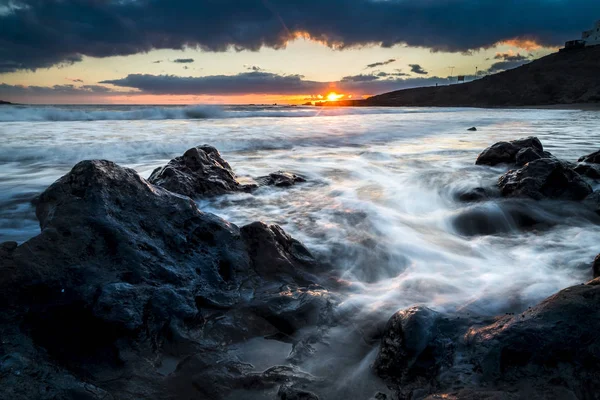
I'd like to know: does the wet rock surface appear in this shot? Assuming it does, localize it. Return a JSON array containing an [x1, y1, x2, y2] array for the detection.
[[149, 146, 307, 199], [498, 158, 592, 200], [256, 171, 307, 187], [374, 280, 600, 399], [0, 159, 327, 399], [578, 149, 600, 164], [4, 138, 600, 400], [475, 136, 543, 166], [148, 145, 256, 197]]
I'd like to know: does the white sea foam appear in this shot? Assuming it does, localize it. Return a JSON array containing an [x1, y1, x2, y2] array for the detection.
[[1, 105, 598, 319]]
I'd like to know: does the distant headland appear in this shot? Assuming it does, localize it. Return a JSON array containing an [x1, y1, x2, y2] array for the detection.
[[320, 45, 600, 108]]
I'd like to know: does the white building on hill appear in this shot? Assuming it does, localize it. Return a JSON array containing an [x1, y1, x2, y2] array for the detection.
[[582, 20, 600, 46]]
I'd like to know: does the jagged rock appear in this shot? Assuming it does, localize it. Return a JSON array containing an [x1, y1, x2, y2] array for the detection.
[[476, 137, 543, 166], [169, 355, 318, 400], [515, 147, 544, 166], [0, 160, 324, 399], [148, 145, 256, 198], [251, 286, 336, 335], [278, 384, 320, 400], [498, 158, 592, 200], [148, 146, 308, 198], [256, 171, 306, 187], [241, 222, 319, 283], [574, 163, 600, 179], [376, 280, 600, 399], [373, 306, 441, 380], [578, 149, 600, 164], [464, 280, 600, 398]]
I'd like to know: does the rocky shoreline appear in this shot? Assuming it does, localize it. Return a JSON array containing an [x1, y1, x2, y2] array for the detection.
[[1, 142, 600, 399]]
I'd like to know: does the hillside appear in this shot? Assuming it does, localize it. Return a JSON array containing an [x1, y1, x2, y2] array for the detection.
[[330, 46, 600, 107], [0, 100, 14, 105]]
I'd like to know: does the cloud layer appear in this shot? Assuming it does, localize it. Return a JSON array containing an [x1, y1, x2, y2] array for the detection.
[[1, 0, 598, 73]]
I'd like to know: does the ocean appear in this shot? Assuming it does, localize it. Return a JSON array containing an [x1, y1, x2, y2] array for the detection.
[[1, 104, 599, 397]]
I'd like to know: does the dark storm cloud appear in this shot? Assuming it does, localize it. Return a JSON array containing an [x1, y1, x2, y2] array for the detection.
[[341, 74, 381, 82], [172, 58, 195, 63], [409, 64, 428, 75], [100, 71, 453, 96], [494, 52, 529, 62], [1, 71, 457, 101], [0, 83, 118, 96], [365, 59, 396, 69], [1, 0, 599, 73]]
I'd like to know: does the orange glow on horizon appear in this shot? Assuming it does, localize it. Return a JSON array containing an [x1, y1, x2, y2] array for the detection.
[[326, 92, 344, 101]]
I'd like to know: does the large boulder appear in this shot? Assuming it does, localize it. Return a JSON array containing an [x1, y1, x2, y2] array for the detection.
[[498, 158, 592, 200], [148, 145, 256, 198], [375, 280, 600, 399], [148, 146, 307, 198], [464, 280, 600, 398], [578, 149, 600, 164], [476, 137, 544, 166], [0, 160, 324, 399]]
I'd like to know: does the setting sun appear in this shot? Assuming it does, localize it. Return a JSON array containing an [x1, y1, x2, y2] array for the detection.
[[327, 92, 344, 101]]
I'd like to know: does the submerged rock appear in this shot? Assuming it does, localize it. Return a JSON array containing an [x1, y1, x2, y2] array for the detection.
[[454, 187, 496, 203], [255, 171, 306, 187], [476, 136, 543, 166], [578, 149, 600, 164], [498, 158, 592, 200], [148, 145, 256, 197], [574, 162, 600, 179]]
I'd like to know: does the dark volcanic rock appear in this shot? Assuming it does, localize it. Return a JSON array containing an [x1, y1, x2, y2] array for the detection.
[[583, 191, 600, 214], [256, 171, 306, 187], [454, 187, 497, 203], [169, 355, 319, 400], [476, 137, 543, 166], [578, 149, 600, 164], [375, 280, 600, 399], [515, 146, 545, 167], [0, 160, 325, 399], [574, 162, 600, 179], [498, 158, 592, 200], [467, 127, 477, 131], [464, 281, 600, 398], [278, 384, 320, 400], [241, 222, 319, 282], [373, 306, 441, 380], [148, 145, 256, 198]]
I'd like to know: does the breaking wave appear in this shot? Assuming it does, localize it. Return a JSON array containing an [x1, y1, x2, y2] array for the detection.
[[0, 104, 475, 122]]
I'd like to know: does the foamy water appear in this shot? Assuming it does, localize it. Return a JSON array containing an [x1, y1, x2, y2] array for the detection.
[[0, 107, 600, 398], [1, 105, 599, 396], [1, 104, 599, 316]]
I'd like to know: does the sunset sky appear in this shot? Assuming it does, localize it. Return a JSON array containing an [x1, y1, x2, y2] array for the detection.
[[1, 0, 599, 104]]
